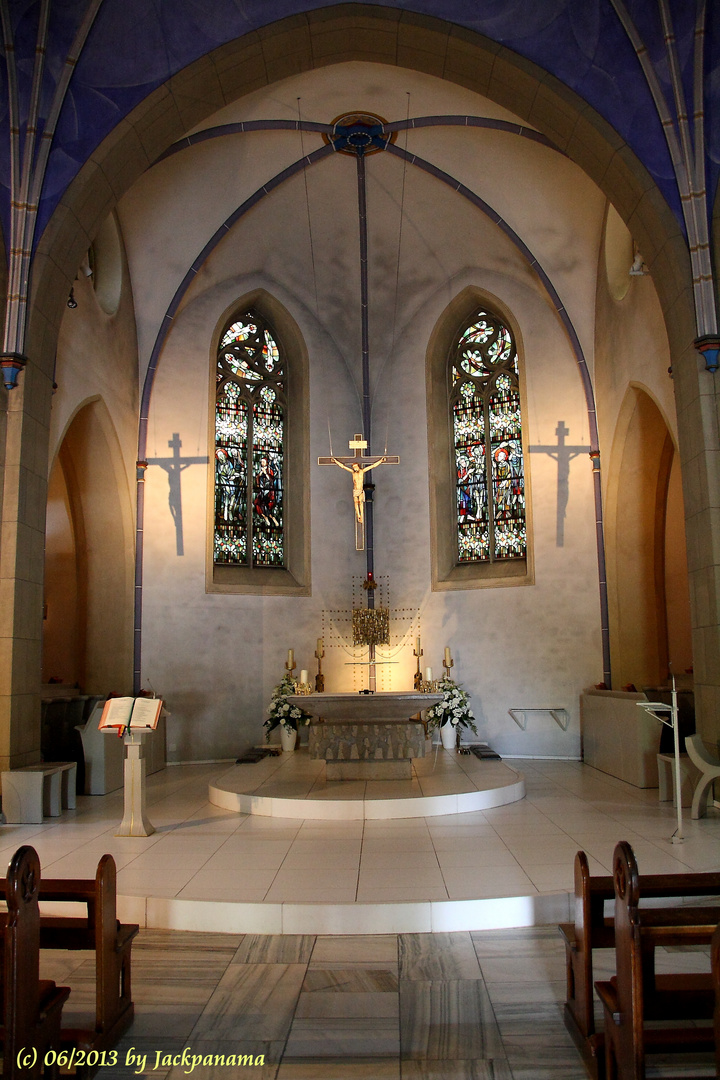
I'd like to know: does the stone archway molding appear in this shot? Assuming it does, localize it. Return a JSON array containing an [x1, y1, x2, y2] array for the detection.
[[31, 6, 694, 372]]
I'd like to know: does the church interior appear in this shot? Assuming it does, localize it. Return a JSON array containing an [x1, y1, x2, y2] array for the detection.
[[1, 0, 720, 1075]]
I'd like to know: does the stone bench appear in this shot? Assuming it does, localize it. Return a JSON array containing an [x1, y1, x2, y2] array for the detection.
[[685, 732, 720, 818], [1, 761, 77, 823], [655, 751, 701, 807]]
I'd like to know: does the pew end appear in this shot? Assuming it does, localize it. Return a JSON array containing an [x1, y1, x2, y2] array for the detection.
[[0, 846, 71, 1079], [597, 841, 717, 1080], [0, 851, 138, 1069]]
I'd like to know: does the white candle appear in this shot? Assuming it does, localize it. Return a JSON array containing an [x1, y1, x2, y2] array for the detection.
[[317, 638, 323, 654], [288, 649, 294, 666], [300, 669, 308, 685], [425, 667, 433, 682], [444, 647, 451, 666], [416, 637, 421, 653]]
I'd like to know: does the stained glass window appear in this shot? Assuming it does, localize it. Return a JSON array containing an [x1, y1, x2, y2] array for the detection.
[[450, 310, 526, 563], [214, 311, 285, 567]]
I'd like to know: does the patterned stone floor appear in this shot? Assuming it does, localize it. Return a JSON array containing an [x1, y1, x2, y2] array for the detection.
[[41, 926, 715, 1080]]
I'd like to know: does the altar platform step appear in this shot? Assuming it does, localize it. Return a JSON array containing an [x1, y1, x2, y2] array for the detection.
[[208, 745, 525, 820]]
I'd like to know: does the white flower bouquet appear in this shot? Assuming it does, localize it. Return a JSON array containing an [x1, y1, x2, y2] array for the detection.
[[264, 673, 312, 737], [425, 677, 478, 734]]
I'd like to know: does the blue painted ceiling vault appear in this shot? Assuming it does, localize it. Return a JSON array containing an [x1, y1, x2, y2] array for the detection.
[[1, 0, 719, 376], [1, 0, 719, 238]]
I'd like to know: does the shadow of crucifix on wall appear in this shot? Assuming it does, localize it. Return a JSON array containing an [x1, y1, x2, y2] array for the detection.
[[528, 421, 587, 547], [147, 433, 208, 556]]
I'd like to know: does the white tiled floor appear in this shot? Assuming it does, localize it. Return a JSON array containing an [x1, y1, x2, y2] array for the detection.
[[2, 756, 718, 934]]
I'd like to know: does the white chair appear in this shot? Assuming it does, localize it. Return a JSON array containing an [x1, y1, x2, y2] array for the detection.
[[685, 733, 720, 819]]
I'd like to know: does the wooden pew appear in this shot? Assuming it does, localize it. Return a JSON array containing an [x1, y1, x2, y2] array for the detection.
[[714, 924, 720, 1077], [0, 853, 138, 1055], [595, 840, 717, 1080], [559, 850, 720, 1077], [0, 845, 70, 1079]]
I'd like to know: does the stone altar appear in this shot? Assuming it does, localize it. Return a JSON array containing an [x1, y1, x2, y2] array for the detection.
[[286, 692, 442, 780]]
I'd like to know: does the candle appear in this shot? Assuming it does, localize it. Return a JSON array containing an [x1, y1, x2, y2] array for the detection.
[[288, 649, 294, 666], [300, 669, 308, 685], [425, 667, 433, 682], [416, 637, 421, 653], [444, 647, 451, 665], [317, 638, 323, 654]]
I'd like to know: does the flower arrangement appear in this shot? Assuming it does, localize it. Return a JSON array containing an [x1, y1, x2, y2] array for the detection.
[[264, 673, 312, 737], [425, 677, 478, 734]]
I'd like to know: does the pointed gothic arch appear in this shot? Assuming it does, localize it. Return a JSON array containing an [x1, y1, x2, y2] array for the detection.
[[44, 397, 134, 692], [605, 385, 692, 688]]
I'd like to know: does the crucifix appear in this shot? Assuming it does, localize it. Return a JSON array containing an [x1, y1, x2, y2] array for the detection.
[[319, 434, 399, 551], [147, 433, 208, 556], [315, 128, 402, 690], [528, 421, 587, 547]]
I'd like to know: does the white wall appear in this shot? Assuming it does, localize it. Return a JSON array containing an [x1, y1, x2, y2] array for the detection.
[[113, 62, 617, 761]]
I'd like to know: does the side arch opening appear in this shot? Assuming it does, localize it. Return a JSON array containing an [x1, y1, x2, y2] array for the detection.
[[43, 398, 134, 693]]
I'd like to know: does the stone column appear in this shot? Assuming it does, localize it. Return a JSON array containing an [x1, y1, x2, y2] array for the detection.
[[673, 336, 720, 749], [0, 360, 53, 770]]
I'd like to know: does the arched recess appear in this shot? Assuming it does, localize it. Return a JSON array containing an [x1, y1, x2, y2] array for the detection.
[[606, 386, 692, 689], [43, 399, 134, 693]]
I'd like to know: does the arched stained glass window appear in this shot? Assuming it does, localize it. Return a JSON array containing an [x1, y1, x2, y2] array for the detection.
[[450, 310, 526, 563], [214, 311, 285, 567]]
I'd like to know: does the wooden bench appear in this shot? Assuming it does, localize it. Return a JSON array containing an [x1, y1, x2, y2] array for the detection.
[[713, 924, 720, 1075], [594, 840, 718, 1080], [558, 850, 720, 1077], [1, 763, 77, 824], [0, 853, 138, 1055], [0, 845, 70, 1078]]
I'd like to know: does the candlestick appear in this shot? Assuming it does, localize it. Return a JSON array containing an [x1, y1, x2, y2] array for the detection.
[[315, 638, 325, 693], [285, 648, 296, 676], [413, 637, 423, 690]]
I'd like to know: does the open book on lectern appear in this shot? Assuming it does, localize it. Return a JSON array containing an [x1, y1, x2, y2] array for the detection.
[[98, 696, 163, 735]]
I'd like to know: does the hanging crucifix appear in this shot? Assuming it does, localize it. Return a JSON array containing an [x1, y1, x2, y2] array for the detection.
[[319, 435, 399, 550], [315, 115, 401, 690]]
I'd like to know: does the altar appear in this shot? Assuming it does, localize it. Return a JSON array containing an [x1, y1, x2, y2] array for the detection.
[[286, 691, 442, 780]]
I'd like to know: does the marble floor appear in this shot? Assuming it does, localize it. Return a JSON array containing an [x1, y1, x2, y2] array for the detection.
[[43, 925, 716, 1080]]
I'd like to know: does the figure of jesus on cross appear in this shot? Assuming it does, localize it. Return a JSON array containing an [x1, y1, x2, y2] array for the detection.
[[319, 434, 399, 550]]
